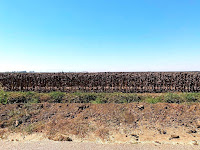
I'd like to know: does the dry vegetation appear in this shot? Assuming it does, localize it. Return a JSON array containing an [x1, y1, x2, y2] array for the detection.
[[0, 72, 200, 93], [0, 72, 200, 144]]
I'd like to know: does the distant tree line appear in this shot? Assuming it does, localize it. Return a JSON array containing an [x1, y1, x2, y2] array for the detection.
[[0, 72, 199, 93]]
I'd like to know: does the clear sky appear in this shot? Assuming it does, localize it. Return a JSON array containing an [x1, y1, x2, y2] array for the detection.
[[0, 0, 200, 72]]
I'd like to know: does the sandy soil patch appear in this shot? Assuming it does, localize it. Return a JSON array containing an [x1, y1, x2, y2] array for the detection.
[[0, 140, 200, 150]]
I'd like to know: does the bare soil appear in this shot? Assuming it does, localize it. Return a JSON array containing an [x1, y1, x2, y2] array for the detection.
[[0, 103, 200, 146], [0, 140, 200, 150]]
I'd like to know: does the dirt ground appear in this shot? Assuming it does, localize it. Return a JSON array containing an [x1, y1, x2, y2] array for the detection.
[[0, 103, 200, 145], [0, 140, 200, 150]]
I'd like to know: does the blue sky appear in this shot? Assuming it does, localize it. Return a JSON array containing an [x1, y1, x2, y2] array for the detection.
[[0, 0, 200, 72]]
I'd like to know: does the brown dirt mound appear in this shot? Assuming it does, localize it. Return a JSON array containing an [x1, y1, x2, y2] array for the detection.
[[0, 103, 200, 144]]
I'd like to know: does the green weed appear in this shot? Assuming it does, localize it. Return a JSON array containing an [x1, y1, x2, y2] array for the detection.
[[49, 91, 65, 103], [164, 93, 183, 103], [146, 97, 162, 104], [0, 90, 8, 104]]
